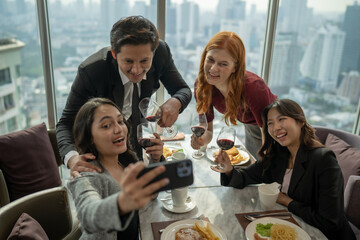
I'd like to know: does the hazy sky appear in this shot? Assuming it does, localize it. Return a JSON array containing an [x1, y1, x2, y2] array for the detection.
[[57, 0, 358, 13], [175, 0, 358, 13]]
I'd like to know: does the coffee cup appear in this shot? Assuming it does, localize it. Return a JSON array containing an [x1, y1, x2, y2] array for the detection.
[[171, 187, 188, 207], [167, 151, 186, 161], [258, 182, 280, 210]]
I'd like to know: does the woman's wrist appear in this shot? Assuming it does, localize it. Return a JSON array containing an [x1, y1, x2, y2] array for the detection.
[[225, 166, 234, 176]]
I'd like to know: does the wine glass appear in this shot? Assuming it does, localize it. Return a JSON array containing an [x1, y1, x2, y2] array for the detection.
[[214, 126, 236, 170], [190, 112, 208, 158], [138, 97, 178, 138], [137, 122, 156, 149]]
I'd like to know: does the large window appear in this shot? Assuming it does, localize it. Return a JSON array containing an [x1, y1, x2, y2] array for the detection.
[[1, 0, 360, 137], [0, 1, 45, 132], [166, 0, 269, 141], [269, 0, 360, 132], [48, 0, 158, 121], [0, 67, 11, 86]]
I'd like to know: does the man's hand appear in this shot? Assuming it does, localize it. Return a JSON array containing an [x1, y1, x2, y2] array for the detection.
[[157, 98, 181, 127], [68, 153, 101, 178], [145, 133, 164, 162]]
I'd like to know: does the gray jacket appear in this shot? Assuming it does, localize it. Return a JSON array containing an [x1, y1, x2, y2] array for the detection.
[[67, 160, 136, 240]]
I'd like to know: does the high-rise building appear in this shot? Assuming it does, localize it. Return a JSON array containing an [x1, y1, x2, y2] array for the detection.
[[340, 1, 360, 73], [279, 0, 310, 36], [176, 0, 199, 47], [338, 71, 360, 104], [269, 32, 302, 94], [0, 38, 25, 134], [100, 0, 111, 32], [148, 0, 157, 26], [217, 0, 246, 21], [300, 24, 345, 91]]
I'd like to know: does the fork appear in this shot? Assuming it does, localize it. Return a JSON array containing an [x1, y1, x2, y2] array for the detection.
[[243, 215, 291, 221]]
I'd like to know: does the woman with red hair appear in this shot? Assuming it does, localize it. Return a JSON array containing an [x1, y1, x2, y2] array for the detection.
[[191, 31, 277, 158]]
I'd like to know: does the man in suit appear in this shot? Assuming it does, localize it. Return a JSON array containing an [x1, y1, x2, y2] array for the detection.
[[56, 16, 192, 177]]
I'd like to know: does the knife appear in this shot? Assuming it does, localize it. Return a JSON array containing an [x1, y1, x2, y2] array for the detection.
[[247, 212, 292, 217]]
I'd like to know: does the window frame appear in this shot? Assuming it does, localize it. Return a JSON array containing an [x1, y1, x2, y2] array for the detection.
[[36, 0, 360, 135]]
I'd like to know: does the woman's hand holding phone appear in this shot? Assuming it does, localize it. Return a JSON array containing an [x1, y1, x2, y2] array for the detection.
[[117, 162, 169, 215]]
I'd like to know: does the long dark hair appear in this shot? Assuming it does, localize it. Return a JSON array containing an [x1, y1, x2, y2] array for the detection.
[[73, 97, 137, 167], [258, 99, 322, 170]]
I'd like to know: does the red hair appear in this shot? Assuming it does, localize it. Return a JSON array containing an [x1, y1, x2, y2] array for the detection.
[[196, 31, 247, 125]]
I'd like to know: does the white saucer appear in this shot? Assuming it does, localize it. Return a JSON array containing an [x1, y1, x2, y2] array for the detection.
[[160, 196, 196, 213]]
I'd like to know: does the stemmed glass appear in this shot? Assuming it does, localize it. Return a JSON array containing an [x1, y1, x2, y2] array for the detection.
[[190, 112, 208, 158], [138, 97, 178, 138], [213, 126, 236, 170], [137, 122, 156, 149]]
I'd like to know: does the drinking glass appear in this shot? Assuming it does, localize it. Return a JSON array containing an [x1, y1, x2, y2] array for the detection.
[[214, 126, 236, 170], [137, 122, 156, 149], [190, 112, 208, 158], [138, 97, 178, 138]]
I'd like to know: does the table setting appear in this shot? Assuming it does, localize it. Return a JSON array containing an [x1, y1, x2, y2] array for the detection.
[[139, 129, 327, 240]]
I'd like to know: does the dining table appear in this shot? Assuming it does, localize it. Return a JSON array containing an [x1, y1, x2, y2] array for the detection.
[[139, 134, 328, 240]]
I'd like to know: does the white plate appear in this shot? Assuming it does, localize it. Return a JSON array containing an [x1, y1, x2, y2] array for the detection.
[[206, 148, 250, 166], [164, 144, 185, 160], [161, 196, 196, 213], [161, 219, 227, 240], [245, 217, 311, 240]]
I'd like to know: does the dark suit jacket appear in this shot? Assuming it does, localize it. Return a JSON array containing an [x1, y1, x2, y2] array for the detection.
[[56, 40, 191, 161], [221, 145, 355, 240]]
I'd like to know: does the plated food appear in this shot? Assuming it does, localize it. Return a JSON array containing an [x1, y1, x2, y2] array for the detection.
[[206, 146, 250, 165], [160, 219, 227, 240], [176, 222, 219, 240], [245, 217, 310, 240], [163, 145, 183, 158]]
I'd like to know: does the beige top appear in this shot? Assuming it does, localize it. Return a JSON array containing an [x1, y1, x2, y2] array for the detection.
[[281, 168, 293, 194]]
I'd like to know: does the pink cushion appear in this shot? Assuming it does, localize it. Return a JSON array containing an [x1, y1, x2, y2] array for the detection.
[[7, 212, 49, 240], [0, 123, 61, 201], [325, 133, 360, 187]]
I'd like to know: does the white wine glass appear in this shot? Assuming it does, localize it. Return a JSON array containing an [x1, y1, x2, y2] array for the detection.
[[190, 112, 208, 158], [138, 97, 178, 138]]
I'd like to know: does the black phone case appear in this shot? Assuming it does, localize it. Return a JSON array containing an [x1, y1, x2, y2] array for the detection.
[[137, 159, 194, 192]]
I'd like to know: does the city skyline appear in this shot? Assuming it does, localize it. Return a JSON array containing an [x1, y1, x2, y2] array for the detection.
[[54, 0, 359, 13]]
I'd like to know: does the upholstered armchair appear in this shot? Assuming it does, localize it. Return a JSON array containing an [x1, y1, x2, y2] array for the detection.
[[0, 123, 81, 239], [314, 125, 360, 237], [0, 186, 81, 240]]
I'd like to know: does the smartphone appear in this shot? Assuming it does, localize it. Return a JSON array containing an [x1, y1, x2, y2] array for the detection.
[[137, 159, 193, 193]]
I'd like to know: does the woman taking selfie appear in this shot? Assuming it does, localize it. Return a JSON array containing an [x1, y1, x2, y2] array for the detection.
[[191, 31, 277, 158], [67, 97, 168, 239], [214, 99, 355, 240]]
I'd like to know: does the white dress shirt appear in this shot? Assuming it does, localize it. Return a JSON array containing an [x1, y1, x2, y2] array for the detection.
[[64, 67, 145, 167]]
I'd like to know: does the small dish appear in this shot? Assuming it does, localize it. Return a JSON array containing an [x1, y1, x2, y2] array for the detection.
[[160, 195, 196, 213]]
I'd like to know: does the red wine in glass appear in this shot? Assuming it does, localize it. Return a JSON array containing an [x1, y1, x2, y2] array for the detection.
[[191, 126, 206, 137], [217, 139, 234, 150], [146, 115, 160, 122], [138, 138, 156, 149]]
